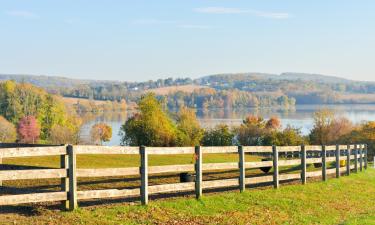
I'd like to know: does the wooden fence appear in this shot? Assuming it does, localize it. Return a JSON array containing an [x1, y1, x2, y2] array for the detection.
[[0, 144, 368, 210]]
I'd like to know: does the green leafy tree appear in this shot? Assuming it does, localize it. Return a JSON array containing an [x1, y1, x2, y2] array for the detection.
[[201, 124, 234, 146], [176, 107, 204, 146], [263, 126, 307, 146], [120, 93, 179, 146]]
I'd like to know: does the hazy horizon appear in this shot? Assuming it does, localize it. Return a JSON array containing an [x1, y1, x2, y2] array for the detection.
[[1, 1, 374, 82]]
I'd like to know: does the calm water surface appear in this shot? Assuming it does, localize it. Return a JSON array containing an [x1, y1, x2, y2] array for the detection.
[[80, 104, 375, 146]]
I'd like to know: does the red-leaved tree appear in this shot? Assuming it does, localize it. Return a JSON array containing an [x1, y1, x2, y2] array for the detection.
[[17, 116, 41, 144]]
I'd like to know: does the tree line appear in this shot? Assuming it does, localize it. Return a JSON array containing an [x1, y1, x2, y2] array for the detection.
[[120, 94, 375, 158]]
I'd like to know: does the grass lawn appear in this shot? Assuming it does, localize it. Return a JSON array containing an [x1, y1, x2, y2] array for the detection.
[[1, 167, 374, 224]]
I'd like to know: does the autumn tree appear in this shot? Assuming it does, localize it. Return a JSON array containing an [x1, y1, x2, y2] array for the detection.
[[339, 121, 375, 159], [309, 109, 354, 145], [90, 123, 112, 145], [0, 116, 17, 143], [236, 115, 268, 146], [17, 116, 40, 144], [0, 80, 81, 142]]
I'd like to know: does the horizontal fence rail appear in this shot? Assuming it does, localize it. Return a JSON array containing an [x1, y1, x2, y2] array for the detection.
[[0, 144, 368, 210]]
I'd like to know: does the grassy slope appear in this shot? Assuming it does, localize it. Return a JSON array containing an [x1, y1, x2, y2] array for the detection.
[[1, 168, 374, 224]]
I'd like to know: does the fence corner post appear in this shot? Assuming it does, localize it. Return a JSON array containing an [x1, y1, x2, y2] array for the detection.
[[322, 145, 327, 181], [346, 144, 351, 176], [335, 144, 340, 178], [272, 145, 279, 189], [140, 146, 148, 205], [61, 145, 70, 210], [238, 145, 245, 192], [354, 144, 358, 173], [195, 146, 202, 199], [67, 145, 77, 211], [301, 145, 306, 185]]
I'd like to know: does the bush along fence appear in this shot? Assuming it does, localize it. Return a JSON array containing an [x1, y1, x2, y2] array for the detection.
[[0, 144, 368, 210]]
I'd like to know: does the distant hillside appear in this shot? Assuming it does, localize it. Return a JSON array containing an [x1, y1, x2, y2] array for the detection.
[[2, 72, 375, 106], [146, 85, 211, 95]]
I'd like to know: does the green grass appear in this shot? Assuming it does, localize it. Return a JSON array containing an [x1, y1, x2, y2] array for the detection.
[[1, 168, 374, 224]]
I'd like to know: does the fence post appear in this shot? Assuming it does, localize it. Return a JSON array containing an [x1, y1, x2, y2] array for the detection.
[[335, 144, 340, 178], [272, 145, 279, 189], [322, 145, 327, 181], [140, 146, 148, 205], [359, 145, 363, 172], [346, 145, 351, 176], [301, 145, 306, 185], [195, 146, 202, 199], [364, 144, 368, 170], [354, 144, 358, 173], [61, 146, 69, 210], [67, 145, 77, 210], [238, 145, 245, 192]]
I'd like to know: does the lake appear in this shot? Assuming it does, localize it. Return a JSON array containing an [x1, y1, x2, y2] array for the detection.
[[80, 104, 375, 146]]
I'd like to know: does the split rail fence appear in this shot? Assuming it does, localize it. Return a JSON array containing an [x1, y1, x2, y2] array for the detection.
[[0, 144, 368, 210]]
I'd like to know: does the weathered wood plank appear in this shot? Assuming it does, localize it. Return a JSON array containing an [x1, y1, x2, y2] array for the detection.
[[278, 159, 301, 167], [77, 189, 140, 200], [305, 145, 323, 151], [326, 168, 336, 174], [0, 146, 66, 158], [202, 178, 239, 189], [242, 146, 272, 153], [0, 169, 67, 180], [0, 192, 67, 206], [306, 170, 321, 178], [149, 182, 195, 194], [75, 145, 139, 155], [202, 162, 238, 171], [306, 158, 322, 164], [149, 164, 194, 174], [326, 157, 337, 162], [279, 173, 301, 181], [147, 147, 195, 155], [277, 146, 301, 152], [77, 167, 139, 177], [245, 161, 273, 168], [201, 146, 238, 154], [245, 175, 273, 184], [325, 146, 337, 151]]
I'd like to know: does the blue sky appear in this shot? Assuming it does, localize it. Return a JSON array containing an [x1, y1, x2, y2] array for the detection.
[[1, 1, 374, 82]]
